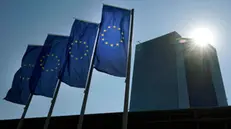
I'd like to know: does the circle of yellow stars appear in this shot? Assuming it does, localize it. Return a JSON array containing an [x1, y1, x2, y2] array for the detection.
[[21, 64, 35, 81], [101, 25, 124, 47], [39, 53, 61, 72], [68, 40, 89, 61]]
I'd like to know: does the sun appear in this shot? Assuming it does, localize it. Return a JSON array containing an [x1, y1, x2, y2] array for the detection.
[[190, 27, 213, 47]]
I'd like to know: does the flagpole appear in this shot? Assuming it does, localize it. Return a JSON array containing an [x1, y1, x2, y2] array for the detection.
[[122, 9, 134, 129], [16, 94, 33, 129], [43, 79, 61, 129], [77, 26, 100, 129]]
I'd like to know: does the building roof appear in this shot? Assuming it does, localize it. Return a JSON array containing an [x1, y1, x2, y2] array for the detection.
[[136, 31, 181, 47]]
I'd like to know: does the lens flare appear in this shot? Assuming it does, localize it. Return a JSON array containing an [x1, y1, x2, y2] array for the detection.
[[190, 28, 213, 47]]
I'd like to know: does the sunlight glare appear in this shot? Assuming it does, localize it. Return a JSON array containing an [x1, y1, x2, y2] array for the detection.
[[190, 28, 213, 47]]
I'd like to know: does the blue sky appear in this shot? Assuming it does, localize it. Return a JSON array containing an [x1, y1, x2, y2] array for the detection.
[[0, 0, 231, 120]]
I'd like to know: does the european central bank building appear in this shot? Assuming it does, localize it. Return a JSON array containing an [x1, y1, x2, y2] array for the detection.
[[130, 32, 228, 111]]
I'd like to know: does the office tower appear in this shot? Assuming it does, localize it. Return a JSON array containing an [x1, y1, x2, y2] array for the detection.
[[129, 32, 227, 111]]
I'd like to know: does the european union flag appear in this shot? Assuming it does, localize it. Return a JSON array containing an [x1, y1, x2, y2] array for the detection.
[[94, 5, 131, 77], [61, 19, 98, 88], [4, 45, 42, 105], [30, 35, 69, 97]]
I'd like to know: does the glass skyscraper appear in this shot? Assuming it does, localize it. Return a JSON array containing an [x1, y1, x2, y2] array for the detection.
[[129, 32, 227, 112]]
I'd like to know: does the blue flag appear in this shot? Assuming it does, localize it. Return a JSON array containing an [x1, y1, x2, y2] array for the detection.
[[94, 5, 131, 77], [30, 35, 69, 97], [61, 20, 98, 88], [4, 45, 42, 105]]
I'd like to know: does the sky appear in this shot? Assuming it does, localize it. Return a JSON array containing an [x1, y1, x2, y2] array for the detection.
[[0, 0, 231, 120]]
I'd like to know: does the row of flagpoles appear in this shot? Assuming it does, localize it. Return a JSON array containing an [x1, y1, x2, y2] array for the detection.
[[4, 4, 134, 129]]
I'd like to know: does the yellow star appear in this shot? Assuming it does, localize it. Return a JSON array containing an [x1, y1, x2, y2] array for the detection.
[[84, 53, 87, 56], [29, 64, 31, 66], [110, 44, 114, 47], [121, 32, 124, 35], [102, 38, 104, 41], [75, 40, 78, 43], [105, 42, 108, 45], [52, 54, 54, 56], [75, 58, 78, 60], [46, 69, 49, 72], [84, 42, 86, 44], [101, 34, 104, 36], [27, 78, 30, 80], [80, 41, 82, 43], [71, 55, 74, 57], [69, 51, 72, 54], [104, 30, 107, 32], [58, 59, 60, 62], [120, 40, 123, 43], [42, 56, 45, 58], [116, 43, 119, 46], [40, 60, 43, 62], [42, 67, 44, 70], [108, 26, 111, 28], [80, 57, 83, 59], [22, 77, 24, 80], [56, 56, 58, 58], [86, 45, 88, 48], [113, 26, 116, 28], [51, 69, 54, 72], [118, 28, 121, 30], [40, 64, 43, 66], [69, 47, 72, 50], [55, 67, 58, 69], [71, 43, 74, 45], [58, 63, 60, 66], [86, 50, 89, 52]]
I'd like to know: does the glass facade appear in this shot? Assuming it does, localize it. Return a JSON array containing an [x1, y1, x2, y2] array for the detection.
[[130, 32, 227, 112]]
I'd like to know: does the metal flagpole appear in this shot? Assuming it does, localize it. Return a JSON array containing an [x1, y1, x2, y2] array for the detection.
[[77, 26, 100, 129], [16, 94, 33, 129], [43, 79, 62, 129], [122, 9, 134, 129]]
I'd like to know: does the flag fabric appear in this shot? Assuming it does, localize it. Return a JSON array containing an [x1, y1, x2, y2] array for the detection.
[[4, 45, 42, 105], [30, 35, 69, 97], [94, 5, 131, 77], [61, 19, 98, 88]]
